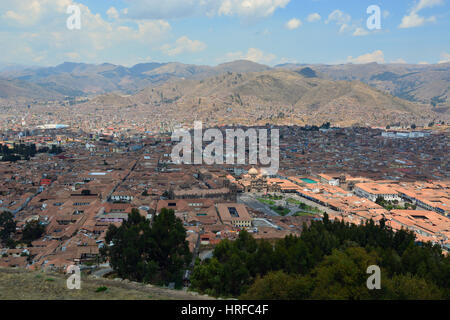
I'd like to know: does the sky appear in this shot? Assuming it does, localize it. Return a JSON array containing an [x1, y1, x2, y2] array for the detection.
[[0, 0, 449, 67]]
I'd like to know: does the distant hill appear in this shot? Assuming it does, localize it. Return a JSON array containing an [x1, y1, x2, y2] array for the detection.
[[295, 67, 317, 78], [1, 60, 449, 111], [0, 60, 271, 98], [100, 69, 442, 126], [276, 62, 450, 109], [0, 60, 448, 125], [0, 79, 63, 99]]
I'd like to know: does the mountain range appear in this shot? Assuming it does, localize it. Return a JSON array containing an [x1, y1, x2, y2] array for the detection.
[[0, 60, 448, 126], [277, 62, 450, 111], [87, 68, 445, 127], [0, 60, 269, 99], [1, 60, 448, 107]]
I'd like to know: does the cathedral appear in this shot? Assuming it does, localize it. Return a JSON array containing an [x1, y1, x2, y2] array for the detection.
[[240, 168, 281, 193]]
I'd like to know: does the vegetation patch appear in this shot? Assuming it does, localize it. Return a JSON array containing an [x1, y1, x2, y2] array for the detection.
[[270, 205, 290, 216], [190, 214, 450, 300], [95, 286, 108, 293]]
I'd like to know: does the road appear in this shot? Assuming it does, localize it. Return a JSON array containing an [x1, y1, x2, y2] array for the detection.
[[105, 160, 138, 203], [92, 266, 113, 278]]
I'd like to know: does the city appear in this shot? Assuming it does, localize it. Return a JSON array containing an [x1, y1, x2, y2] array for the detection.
[[0, 122, 448, 270], [0, 0, 449, 310]]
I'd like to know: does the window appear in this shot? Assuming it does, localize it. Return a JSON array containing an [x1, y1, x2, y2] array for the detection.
[[228, 207, 239, 218]]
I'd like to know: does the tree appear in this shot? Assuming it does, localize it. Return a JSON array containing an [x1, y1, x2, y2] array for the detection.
[[22, 221, 46, 244], [375, 196, 384, 206], [0, 211, 16, 247], [312, 247, 380, 299], [50, 145, 63, 154], [102, 209, 154, 282], [191, 231, 258, 297], [102, 208, 191, 287], [382, 274, 443, 300], [190, 257, 225, 296], [162, 190, 174, 200], [149, 208, 191, 286], [241, 271, 313, 300], [191, 214, 448, 299]]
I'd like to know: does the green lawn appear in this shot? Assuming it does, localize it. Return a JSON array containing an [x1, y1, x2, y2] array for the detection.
[[286, 198, 302, 205], [257, 198, 276, 206], [270, 205, 290, 216], [298, 202, 323, 213]]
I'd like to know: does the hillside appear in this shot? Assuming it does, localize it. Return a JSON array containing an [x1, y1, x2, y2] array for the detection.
[[0, 60, 270, 98], [1, 61, 449, 112], [116, 69, 440, 126], [0, 79, 63, 100], [277, 62, 450, 109], [0, 267, 213, 300]]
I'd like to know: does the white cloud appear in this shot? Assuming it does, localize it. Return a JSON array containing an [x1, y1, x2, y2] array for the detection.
[[326, 9, 351, 34], [65, 52, 81, 60], [285, 18, 302, 30], [399, 13, 436, 28], [414, 0, 444, 12], [438, 52, 450, 64], [0, 0, 172, 65], [327, 9, 381, 36], [1, 0, 70, 27], [223, 48, 276, 64], [399, 0, 443, 28], [279, 57, 298, 64], [391, 58, 407, 64], [306, 13, 321, 22], [219, 0, 290, 17], [107, 7, 119, 20], [124, 0, 290, 19], [347, 50, 385, 64], [161, 36, 207, 56], [326, 9, 351, 25], [353, 27, 369, 37]]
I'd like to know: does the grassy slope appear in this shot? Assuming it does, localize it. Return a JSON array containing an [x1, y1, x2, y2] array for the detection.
[[0, 267, 213, 300]]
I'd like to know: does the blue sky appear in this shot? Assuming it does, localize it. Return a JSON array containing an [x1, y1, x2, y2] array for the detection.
[[0, 0, 449, 66]]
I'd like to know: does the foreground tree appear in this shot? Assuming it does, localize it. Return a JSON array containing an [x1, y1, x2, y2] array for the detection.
[[102, 208, 190, 287], [0, 211, 16, 248], [241, 271, 313, 300], [191, 215, 448, 299], [243, 247, 445, 300], [381, 274, 443, 300], [149, 207, 192, 285]]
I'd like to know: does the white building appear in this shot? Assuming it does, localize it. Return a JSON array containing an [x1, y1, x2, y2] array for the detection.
[[354, 183, 400, 202]]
